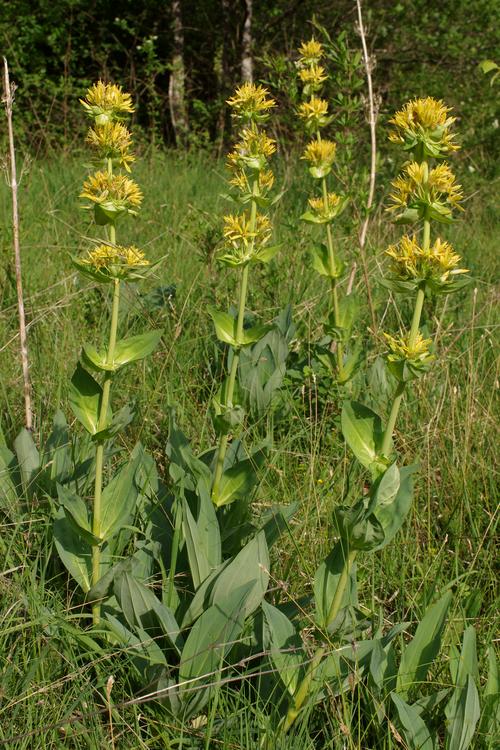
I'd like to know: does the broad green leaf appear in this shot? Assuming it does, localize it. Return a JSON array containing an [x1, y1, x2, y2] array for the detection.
[[57, 483, 100, 546], [252, 244, 280, 264], [239, 323, 272, 346], [69, 363, 109, 435], [214, 456, 260, 508], [397, 591, 452, 697], [82, 343, 113, 372], [183, 499, 211, 589], [114, 571, 183, 656], [313, 540, 357, 630], [179, 583, 250, 715], [13, 428, 40, 492], [0, 443, 17, 508], [372, 464, 417, 550], [211, 531, 270, 618], [99, 453, 140, 542], [113, 330, 163, 367], [53, 508, 92, 592], [181, 560, 232, 629], [479, 59, 499, 74], [341, 400, 389, 477], [446, 675, 480, 750], [262, 600, 304, 696], [92, 403, 134, 442], [196, 482, 221, 569], [445, 627, 480, 750], [391, 693, 436, 750], [308, 244, 343, 278], [480, 646, 500, 738], [209, 307, 237, 346], [105, 613, 167, 667]]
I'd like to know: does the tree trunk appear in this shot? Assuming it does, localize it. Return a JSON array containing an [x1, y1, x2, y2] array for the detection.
[[169, 0, 188, 146], [216, 0, 231, 154], [241, 0, 253, 82]]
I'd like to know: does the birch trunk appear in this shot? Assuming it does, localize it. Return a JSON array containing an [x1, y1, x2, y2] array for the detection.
[[241, 0, 253, 82]]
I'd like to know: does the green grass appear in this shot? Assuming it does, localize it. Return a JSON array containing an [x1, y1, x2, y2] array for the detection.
[[0, 150, 498, 748]]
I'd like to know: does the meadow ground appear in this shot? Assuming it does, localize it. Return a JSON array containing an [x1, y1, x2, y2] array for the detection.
[[0, 150, 498, 748]]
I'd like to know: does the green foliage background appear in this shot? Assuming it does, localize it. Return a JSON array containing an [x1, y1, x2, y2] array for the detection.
[[1, 0, 499, 166]]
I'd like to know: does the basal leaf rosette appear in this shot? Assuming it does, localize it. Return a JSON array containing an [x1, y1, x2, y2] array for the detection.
[[74, 244, 150, 283], [383, 235, 469, 295], [86, 121, 135, 172], [80, 171, 143, 225], [226, 82, 276, 125], [387, 162, 463, 224], [80, 80, 134, 125], [217, 212, 277, 267], [383, 331, 434, 382], [301, 139, 336, 179], [389, 97, 459, 160]]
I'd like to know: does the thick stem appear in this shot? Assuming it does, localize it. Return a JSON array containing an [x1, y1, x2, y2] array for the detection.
[[212, 186, 256, 502], [280, 547, 357, 735], [3, 58, 32, 431], [381, 381, 405, 457], [91, 271, 121, 625], [321, 177, 345, 381], [381, 282, 426, 457], [409, 285, 425, 348]]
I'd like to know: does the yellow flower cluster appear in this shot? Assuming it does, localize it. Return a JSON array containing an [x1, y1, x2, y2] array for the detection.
[[86, 121, 135, 171], [302, 139, 336, 169], [386, 235, 469, 283], [80, 81, 134, 123], [81, 244, 149, 271], [227, 127, 276, 174], [297, 96, 330, 131], [230, 168, 274, 194], [223, 212, 272, 246], [388, 161, 463, 220], [298, 39, 324, 65], [221, 83, 278, 266], [226, 82, 276, 124], [298, 65, 328, 88], [307, 192, 343, 221], [80, 171, 143, 216], [384, 331, 433, 364], [389, 97, 459, 157], [80, 81, 140, 226]]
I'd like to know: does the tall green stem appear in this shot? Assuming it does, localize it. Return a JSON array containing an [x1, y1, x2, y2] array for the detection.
[[91, 157, 120, 625], [280, 547, 357, 734], [211, 184, 257, 503], [91, 275, 120, 625], [321, 172, 344, 381]]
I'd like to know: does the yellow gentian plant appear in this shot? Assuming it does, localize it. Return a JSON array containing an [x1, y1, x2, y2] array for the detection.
[[296, 38, 355, 384], [268, 97, 469, 738], [54, 82, 161, 626], [210, 82, 279, 507]]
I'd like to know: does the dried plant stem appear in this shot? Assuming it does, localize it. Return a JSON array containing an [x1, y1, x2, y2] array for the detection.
[[3, 57, 32, 431], [355, 0, 377, 334]]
